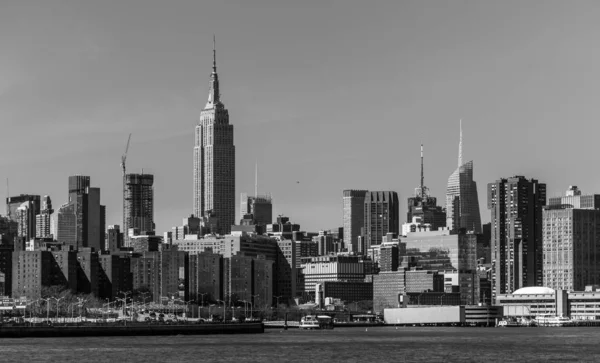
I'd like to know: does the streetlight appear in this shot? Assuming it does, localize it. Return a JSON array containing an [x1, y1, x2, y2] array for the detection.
[[216, 300, 225, 322], [25, 299, 39, 326], [53, 297, 65, 322], [39, 298, 51, 323], [199, 293, 208, 318]]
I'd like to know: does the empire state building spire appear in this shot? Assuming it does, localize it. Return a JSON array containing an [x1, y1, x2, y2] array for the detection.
[[205, 35, 221, 109]]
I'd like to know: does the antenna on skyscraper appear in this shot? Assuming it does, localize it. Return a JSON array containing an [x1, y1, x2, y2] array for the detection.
[[458, 119, 463, 167], [420, 144, 424, 199], [5, 178, 9, 217], [255, 160, 258, 197]]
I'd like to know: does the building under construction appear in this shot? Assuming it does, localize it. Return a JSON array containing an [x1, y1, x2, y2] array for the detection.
[[124, 173, 154, 246]]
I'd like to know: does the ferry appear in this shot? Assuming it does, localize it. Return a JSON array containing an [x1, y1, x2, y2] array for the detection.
[[498, 319, 521, 327], [299, 315, 334, 330], [535, 316, 573, 327]]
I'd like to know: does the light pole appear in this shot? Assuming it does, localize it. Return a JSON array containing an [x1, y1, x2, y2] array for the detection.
[[216, 300, 225, 322], [76, 297, 87, 321], [53, 297, 65, 322], [199, 293, 208, 318]]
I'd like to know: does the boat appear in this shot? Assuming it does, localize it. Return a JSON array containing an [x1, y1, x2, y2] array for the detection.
[[498, 319, 521, 327], [535, 315, 573, 327], [299, 315, 334, 330]]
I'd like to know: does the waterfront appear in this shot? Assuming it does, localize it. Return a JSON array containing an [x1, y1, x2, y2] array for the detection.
[[1, 326, 599, 362]]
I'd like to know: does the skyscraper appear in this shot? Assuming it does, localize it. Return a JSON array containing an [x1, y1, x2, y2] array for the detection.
[[35, 195, 53, 238], [54, 176, 104, 251], [406, 145, 446, 231], [342, 190, 367, 254], [124, 173, 154, 246], [446, 122, 482, 234], [7, 194, 40, 239], [543, 186, 600, 291], [240, 193, 273, 226], [364, 191, 399, 247], [488, 176, 546, 297], [193, 37, 235, 235]]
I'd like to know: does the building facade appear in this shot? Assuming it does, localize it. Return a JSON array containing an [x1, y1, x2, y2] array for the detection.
[[445, 125, 481, 234], [343, 190, 367, 254], [193, 40, 235, 235], [542, 205, 600, 291], [124, 173, 154, 246], [240, 193, 272, 226], [488, 176, 546, 297], [364, 191, 399, 247]]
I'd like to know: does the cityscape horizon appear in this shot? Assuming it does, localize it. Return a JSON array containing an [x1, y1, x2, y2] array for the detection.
[[3, 2, 600, 234]]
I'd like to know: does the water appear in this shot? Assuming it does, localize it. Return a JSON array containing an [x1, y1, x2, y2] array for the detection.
[[1, 326, 599, 362]]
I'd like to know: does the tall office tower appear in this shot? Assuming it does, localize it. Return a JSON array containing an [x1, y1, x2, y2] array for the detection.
[[543, 186, 600, 291], [193, 38, 235, 235], [123, 173, 154, 246], [343, 190, 368, 254], [107, 225, 123, 252], [68, 175, 90, 245], [55, 203, 77, 247], [15, 201, 36, 240], [407, 145, 446, 231], [35, 196, 53, 238], [240, 193, 273, 226], [7, 195, 40, 239], [542, 204, 600, 291], [364, 191, 399, 247], [488, 176, 546, 297], [6, 194, 40, 222], [446, 122, 481, 234], [55, 176, 104, 250]]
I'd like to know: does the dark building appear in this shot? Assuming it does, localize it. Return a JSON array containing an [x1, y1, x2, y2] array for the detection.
[[98, 253, 132, 300], [223, 254, 273, 310], [188, 252, 223, 303], [130, 234, 161, 252], [76, 248, 99, 296], [12, 249, 77, 299], [406, 292, 461, 306], [131, 249, 188, 303], [6, 194, 41, 223], [322, 281, 373, 305], [379, 243, 399, 272], [106, 225, 123, 252], [343, 190, 368, 254], [57, 176, 104, 251], [406, 145, 445, 230], [124, 173, 154, 247], [364, 191, 399, 247], [488, 176, 546, 297], [0, 248, 12, 296], [240, 193, 273, 226]]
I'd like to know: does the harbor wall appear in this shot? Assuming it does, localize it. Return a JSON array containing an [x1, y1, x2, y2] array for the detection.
[[0, 323, 264, 338]]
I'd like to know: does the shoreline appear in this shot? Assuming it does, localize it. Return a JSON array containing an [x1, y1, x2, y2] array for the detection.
[[0, 322, 264, 338]]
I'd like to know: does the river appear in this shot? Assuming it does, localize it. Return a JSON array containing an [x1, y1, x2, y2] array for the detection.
[[1, 326, 598, 362]]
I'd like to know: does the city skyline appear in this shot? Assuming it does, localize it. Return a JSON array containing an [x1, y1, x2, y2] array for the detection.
[[3, 1, 600, 234]]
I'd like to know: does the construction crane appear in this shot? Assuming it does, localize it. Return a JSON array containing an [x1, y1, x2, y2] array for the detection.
[[121, 133, 132, 241]]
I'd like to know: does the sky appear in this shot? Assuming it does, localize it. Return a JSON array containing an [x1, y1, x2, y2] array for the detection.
[[2, 0, 600, 234]]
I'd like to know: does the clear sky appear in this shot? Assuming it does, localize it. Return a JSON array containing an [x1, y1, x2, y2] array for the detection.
[[2, 0, 600, 234]]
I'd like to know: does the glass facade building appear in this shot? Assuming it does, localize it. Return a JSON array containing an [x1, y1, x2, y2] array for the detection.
[[446, 161, 482, 234]]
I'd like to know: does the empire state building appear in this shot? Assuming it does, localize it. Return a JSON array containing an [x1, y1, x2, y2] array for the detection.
[[193, 38, 235, 234]]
